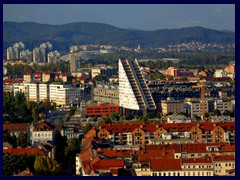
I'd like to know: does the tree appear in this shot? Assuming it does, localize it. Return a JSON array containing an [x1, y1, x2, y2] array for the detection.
[[98, 115, 112, 125], [94, 74, 108, 82], [16, 132, 28, 148], [3, 154, 37, 176], [55, 130, 67, 164], [222, 110, 231, 116], [34, 156, 62, 176], [180, 76, 188, 81], [83, 123, 93, 134], [213, 109, 221, 116], [3, 130, 17, 148], [109, 112, 120, 122], [65, 137, 82, 174]]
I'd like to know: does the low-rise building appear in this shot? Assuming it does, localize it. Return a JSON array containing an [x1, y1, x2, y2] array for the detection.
[[161, 98, 184, 115], [85, 103, 119, 117], [93, 84, 119, 105], [214, 99, 233, 113]]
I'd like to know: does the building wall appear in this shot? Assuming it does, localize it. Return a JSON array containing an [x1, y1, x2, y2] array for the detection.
[[161, 100, 184, 115], [213, 161, 235, 176], [39, 84, 49, 102], [214, 101, 232, 113], [135, 168, 213, 176], [85, 104, 119, 116], [25, 83, 39, 102], [224, 64, 235, 74], [93, 87, 119, 105], [186, 101, 209, 118], [32, 131, 54, 144], [189, 126, 203, 143]]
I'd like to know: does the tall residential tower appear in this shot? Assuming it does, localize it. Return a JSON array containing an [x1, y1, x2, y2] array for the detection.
[[118, 59, 156, 116]]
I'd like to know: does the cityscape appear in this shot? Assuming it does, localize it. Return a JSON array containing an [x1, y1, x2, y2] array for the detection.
[[3, 4, 235, 176]]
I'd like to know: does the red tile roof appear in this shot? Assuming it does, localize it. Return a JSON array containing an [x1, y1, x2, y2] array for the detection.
[[3, 79, 23, 84], [181, 143, 235, 153], [92, 159, 124, 170], [3, 123, 30, 132], [145, 144, 181, 153], [61, 73, 68, 76], [136, 149, 174, 162], [150, 159, 181, 170], [213, 155, 235, 162], [33, 122, 54, 131], [99, 122, 235, 133], [3, 148, 45, 155], [96, 149, 133, 158], [182, 157, 213, 164]]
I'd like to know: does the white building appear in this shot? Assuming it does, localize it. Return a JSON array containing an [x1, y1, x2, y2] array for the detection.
[[39, 84, 49, 102], [185, 99, 209, 118], [25, 83, 39, 102], [49, 84, 82, 106], [214, 69, 225, 78], [14, 84, 27, 96], [118, 59, 156, 113], [30, 121, 55, 145], [20, 50, 33, 62], [48, 51, 60, 64], [214, 100, 233, 113]]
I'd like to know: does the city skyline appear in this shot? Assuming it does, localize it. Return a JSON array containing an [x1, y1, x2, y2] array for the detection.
[[3, 4, 235, 31]]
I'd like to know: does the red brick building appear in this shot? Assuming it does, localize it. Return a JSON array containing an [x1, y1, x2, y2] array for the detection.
[[85, 104, 119, 117]]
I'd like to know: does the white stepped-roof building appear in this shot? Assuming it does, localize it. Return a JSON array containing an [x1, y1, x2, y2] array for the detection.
[[118, 59, 156, 115]]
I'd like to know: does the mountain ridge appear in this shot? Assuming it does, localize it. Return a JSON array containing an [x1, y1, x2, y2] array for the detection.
[[3, 21, 235, 53]]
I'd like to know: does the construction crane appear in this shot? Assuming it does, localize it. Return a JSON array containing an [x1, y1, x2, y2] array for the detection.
[[192, 80, 206, 122]]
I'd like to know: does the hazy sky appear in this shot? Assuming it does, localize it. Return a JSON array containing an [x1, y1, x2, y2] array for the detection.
[[3, 4, 235, 31]]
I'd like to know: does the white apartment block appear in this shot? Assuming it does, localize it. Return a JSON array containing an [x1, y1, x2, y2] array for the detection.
[[20, 50, 33, 62], [25, 83, 39, 102], [49, 84, 71, 103], [49, 84, 81, 106], [13, 83, 81, 106], [39, 84, 49, 102], [14, 84, 27, 96], [214, 100, 233, 113], [47, 51, 60, 64], [185, 100, 209, 118], [55, 87, 81, 106]]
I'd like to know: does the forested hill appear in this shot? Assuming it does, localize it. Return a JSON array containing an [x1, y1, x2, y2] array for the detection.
[[3, 21, 235, 51]]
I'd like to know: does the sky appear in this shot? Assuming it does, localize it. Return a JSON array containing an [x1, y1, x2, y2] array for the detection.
[[3, 4, 235, 31]]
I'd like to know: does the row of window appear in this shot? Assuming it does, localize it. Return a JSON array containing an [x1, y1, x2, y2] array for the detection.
[[152, 171, 212, 176], [34, 133, 52, 137]]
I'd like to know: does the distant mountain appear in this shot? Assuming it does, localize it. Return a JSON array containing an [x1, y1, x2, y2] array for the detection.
[[3, 22, 235, 53]]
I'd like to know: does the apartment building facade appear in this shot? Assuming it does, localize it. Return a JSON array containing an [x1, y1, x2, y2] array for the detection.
[[160, 98, 184, 115], [119, 59, 156, 115]]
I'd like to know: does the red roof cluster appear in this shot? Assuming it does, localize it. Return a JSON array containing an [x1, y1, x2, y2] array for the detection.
[[99, 122, 235, 133], [150, 159, 181, 170], [3, 79, 23, 84], [213, 155, 235, 162], [3, 148, 45, 155], [3, 123, 30, 132]]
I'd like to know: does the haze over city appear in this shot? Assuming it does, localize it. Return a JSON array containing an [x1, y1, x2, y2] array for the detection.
[[3, 4, 235, 31]]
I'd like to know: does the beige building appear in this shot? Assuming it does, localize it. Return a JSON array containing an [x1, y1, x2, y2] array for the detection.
[[214, 100, 233, 113], [161, 98, 184, 115], [213, 155, 235, 176], [93, 84, 119, 105], [185, 99, 209, 118]]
